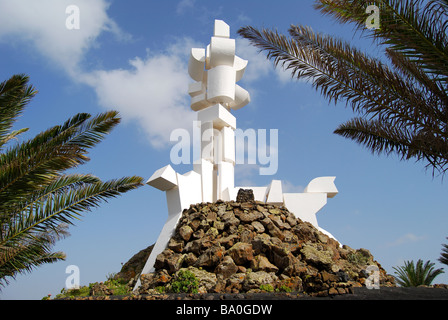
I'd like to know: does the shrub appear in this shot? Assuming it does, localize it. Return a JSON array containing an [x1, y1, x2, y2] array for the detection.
[[170, 270, 199, 294]]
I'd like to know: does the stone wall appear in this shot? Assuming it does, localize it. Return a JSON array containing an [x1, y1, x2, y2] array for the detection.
[[133, 199, 395, 297]]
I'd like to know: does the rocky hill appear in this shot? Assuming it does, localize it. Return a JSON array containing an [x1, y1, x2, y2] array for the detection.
[[120, 192, 395, 297]]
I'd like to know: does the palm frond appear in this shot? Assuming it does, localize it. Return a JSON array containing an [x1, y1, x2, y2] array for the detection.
[[0, 224, 68, 288], [238, 0, 448, 174], [439, 237, 448, 266], [1, 176, 143, 246], [238, 25, 441, 134], [314, 0, 448, 82], [393, 259, 444, 286], [0, 74, 36, 148], [0, 111, 121, 210], [335, 117, 448, 173], [0, 74, 144, 288]]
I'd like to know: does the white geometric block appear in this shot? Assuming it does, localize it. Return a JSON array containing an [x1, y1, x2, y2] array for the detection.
[[266, 180, 283, 205], [207, 65, 236, 104], [177, 170, 202, 209], [197, 104, 236, 130], [191, 93, 211, 112], [234, 56, 248, 82], [194, 159, 214, 203], [200, 121, 214, 162], [146, 165, 178, 191], [304, 177, 338, 198], [209, 37, 235, 68], [214, 19, 230, 38], [221, 126, 235, 164], [229, 84, 250, 110], [188, 48, 206, 82], [188, 81, 205, 97], [218, 161, 234, 201]]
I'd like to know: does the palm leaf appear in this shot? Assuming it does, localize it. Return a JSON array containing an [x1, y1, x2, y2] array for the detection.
[[1, 176, 143, 247], [0, 111, 121, 210], [238, 0, 448, 174], [393, 259, 444, 286], [0, 74, 36, 147], [314, 0, 448, 82], [0, 176, 143, 287], [0, 74, 144, 289]]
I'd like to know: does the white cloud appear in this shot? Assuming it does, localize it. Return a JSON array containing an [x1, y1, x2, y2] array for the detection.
[[386, 233, 426, 247], [236, 38, 273, 83], [80, 39, 197, 148], [281, 180, 305, 193], [0, 0, 196, 148], [176, 0, 196, 15], [0, 0, 128, 76], [0, 1, 290, 149]]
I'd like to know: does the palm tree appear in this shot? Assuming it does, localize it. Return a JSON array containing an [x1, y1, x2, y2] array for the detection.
[[439, 237, 448, 266], [0, 74, 144, 288], [238, 0, 448, 175], [393, 259, 444, 286]]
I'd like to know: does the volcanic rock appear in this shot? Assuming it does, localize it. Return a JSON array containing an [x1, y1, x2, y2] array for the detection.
[[133, 199, 396, 296]]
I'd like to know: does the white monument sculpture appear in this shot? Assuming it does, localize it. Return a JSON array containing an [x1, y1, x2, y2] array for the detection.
[[134, 20, 338, 291]]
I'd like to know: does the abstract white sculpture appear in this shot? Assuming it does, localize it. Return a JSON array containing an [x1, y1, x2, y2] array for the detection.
[[134, 20, 339, 291]]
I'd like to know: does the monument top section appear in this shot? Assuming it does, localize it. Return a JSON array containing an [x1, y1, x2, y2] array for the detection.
[[188, 20, 250, 112]]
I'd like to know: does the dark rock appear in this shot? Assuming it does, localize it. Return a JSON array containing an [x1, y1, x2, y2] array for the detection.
[[127, 200, 395, 295], [236, 189, 255, 202], [227, 242, 254, 265], [194, 245, 225, 268], [215, 256, 239, 278], [115, 244, 154, 283]]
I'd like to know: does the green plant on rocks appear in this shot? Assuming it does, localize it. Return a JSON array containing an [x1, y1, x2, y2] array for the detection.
[[170, 269, 199, 294], [259, 284, 274, 292], [347, 252, 370, 266]]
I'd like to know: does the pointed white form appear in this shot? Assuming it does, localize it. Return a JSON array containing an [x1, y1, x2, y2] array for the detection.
[[134, 169, 202, 290], [266, 180, 283, 205], [214, 19, 230, 38], [304, 176, 338, 198], [146, 165, 178, 191], [282, 177, 340, 244]]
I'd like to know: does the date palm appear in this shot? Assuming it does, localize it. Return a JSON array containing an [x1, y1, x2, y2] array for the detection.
[[0, 74, 144, 288], [393, 259, 444, 286], [439, 237, 448, 266], [238, 0, 448, 175]]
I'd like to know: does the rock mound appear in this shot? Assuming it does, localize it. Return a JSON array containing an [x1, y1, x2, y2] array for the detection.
[[133, 199, 395, 297]]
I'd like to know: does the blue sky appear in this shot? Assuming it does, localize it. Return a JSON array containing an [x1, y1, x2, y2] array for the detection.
[[1, 0, 447, 300]]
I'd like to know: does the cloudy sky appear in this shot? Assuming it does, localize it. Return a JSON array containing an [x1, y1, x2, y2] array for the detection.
[[1, 0, 447, 299]]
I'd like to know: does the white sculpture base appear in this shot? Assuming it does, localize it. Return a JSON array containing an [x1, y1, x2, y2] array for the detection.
[[133, 172, 338, 291]]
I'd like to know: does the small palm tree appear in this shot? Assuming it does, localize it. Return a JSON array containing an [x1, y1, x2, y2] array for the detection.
[[439, 237, 448, 266], [0, 74, 144, 288], [393, 259, 444, 287]]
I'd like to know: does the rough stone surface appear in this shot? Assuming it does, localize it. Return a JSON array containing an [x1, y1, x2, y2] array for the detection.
[[132, 200, 396, 296], [236, 189, 255, 203]]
